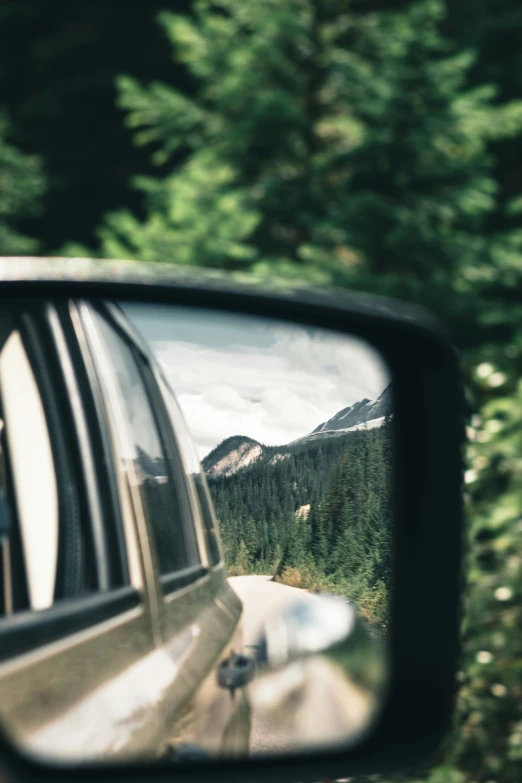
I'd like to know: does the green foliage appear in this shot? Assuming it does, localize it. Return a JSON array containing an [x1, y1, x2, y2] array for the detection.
[[94, 0, 522, 287], [97, 151, 260, 267], [94, 2, 522, 777], [0, 1, 192, 252], [324, 0, 522, 282], [0, 113, 45, 255], [439, 366, 522, 783], [2, 0, 522, 779], [208, 423, 393, 631]]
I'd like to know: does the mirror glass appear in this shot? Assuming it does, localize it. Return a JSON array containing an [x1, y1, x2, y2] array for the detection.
[[0, 300, 393, 765]]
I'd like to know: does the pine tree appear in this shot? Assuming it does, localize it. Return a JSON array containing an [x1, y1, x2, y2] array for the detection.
[[94, 0, 522, 302], [0, 112, 46, 254], [235, 539, 250, 575], [208, 425, 393, 596], [243, 517, 258, 559]]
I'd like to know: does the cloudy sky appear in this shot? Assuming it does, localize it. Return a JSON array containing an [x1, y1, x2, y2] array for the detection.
[[123, 303, 391, 460]]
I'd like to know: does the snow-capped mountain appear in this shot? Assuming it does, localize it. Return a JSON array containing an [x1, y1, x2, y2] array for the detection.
[[314, 382, 392, 433], [203, 384, 393, 477], [290, 382, 392, 446]]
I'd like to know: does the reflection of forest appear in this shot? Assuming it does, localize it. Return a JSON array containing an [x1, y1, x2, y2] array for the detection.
[[130, 447, 221, 573], [208, 419, 394, 630], [132, 446, 188, 573]]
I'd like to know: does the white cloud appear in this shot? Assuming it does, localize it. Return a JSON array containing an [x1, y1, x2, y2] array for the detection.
[[150, 321, 390, 459]]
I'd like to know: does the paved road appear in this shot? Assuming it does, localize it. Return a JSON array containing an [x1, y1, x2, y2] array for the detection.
[[228, 576, 377, 757]]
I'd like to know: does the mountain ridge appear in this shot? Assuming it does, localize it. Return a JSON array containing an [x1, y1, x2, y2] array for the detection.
[[291, 382, 392, 447], [312, 382, 392, 433], [203, 383, 393, 478], [203, 435, 263, 479]]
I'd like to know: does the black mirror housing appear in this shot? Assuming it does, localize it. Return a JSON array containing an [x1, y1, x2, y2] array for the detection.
[[0, 258, 464, 783]]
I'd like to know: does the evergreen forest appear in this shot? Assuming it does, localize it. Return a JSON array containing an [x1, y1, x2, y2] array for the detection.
[[206, 419, 394, 631]]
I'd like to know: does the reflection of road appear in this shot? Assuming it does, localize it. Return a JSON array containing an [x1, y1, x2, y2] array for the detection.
[[228, 575, 308, 648], [228, 576, 376, 757]]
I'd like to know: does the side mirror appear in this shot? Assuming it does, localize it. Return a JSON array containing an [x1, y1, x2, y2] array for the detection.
[[0, 258, 464, 783], [249, 592, 388, 755], [255, 594, 365, 669]]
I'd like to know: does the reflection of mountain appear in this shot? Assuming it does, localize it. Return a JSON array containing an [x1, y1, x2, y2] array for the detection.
[[314, 382, 392, 432], [291, 383, 393, 447], [204, 436, 263, 479], [206, 404, 394, 630], [203, 384, 393, 479], [135, 446, 168, 483]]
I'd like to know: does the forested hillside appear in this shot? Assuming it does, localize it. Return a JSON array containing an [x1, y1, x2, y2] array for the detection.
[[207, 417, 393, 629]]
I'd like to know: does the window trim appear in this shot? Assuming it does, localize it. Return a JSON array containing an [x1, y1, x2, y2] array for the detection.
[[45, 305, 110, 592], [191, 472, 224, 569], [137, 357, 207, 574], [66, 301, 130, 588], [0, 586, 140, 663], [153, 368, 222, 568], [0, 302, 144, 657], [16, 309, 95, 605], [75, 302, 152, 599], [83, 302, 209, 597], [160, 564, 208, 596], [104, 301, 215, 571]]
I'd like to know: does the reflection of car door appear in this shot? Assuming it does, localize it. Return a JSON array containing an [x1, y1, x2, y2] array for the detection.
[[0, 302, 157, 762], [79, 301, 250, 758], [150, 347, 251, 757]]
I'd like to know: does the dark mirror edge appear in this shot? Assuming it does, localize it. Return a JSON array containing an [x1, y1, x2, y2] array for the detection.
[[0, 270, 465, 783], [0, 257, 451, 342]]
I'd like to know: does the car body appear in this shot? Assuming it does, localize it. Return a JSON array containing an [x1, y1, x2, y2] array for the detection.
[[0, 297, 250, 763]]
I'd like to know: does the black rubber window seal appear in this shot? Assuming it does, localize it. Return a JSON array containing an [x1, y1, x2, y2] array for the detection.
[[0, 585, 140, 662], [160, 565, 209, 596]]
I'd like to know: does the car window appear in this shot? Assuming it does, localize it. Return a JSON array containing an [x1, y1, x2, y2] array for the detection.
[[86, 309, 201, 578], [0, 310, 96, 618], [0, 331, 59, 612], [52, 302, 129, 590], [156, 371, 222, 568]]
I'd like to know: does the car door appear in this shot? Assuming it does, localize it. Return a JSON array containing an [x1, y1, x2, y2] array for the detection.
[[147, 337, 252, 758], [77, 300, 251, 758], [0, 300, 158, 763]]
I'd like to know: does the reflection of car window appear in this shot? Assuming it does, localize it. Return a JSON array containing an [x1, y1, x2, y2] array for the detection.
[[156, 373, 222, 568], [89, 311, 201, 576], [0, 332, 59, 613], [0, 313, 95, 619]]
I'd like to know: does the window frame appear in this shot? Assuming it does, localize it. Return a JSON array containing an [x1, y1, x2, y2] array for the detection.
[[0, 586, 140, 663], [79, 301, 209, 600], [58, 301, 130, 589], [0, 302, 141, 662], [45, 304, 111, 591], [154, 368, 224, 570], [134, 356, 209, 592], [104, 303, 219, 571], [15, 307, 95, 603]]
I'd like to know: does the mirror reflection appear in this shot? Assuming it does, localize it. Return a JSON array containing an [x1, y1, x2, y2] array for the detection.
[[0, 300, 393, 764]]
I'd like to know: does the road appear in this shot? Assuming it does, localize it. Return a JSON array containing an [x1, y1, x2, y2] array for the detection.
[[228, 575, 309, 647], [228, 575, 378, 757]]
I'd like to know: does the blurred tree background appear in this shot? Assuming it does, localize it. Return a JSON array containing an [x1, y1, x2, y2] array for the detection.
[[1, 0, 522, 780]]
